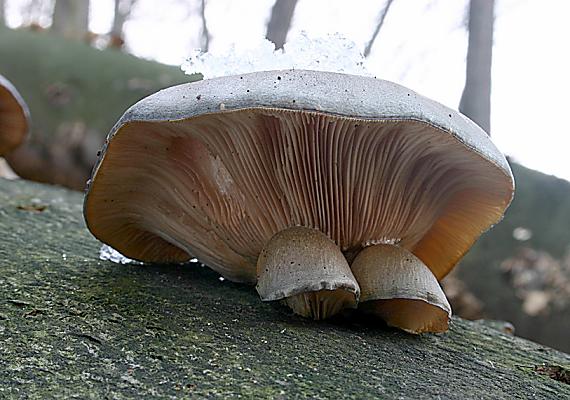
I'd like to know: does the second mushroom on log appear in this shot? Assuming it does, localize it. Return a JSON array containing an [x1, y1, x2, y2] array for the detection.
[[0, 74, 29, 179], [84, 70, 514, 334]]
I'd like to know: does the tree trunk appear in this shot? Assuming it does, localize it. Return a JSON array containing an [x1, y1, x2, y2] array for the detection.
[[51, 0, 90, 40], [199, 0, 209, 52], [266, 0, 298, 49], [111, 0, 126, 45], [1, 177, 569, 398], [459, 0, 494, 134], [110, 0, 137, 49], [363, 0, 395, 57], [0, 0, 5, 26]]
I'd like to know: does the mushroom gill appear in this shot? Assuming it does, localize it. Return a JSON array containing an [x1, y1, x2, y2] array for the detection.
[[85, 107, 511, 288], [0, 75, 29, 179]]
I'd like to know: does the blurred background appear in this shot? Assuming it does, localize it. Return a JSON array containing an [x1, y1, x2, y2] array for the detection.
[[1, 0, 569, 352]]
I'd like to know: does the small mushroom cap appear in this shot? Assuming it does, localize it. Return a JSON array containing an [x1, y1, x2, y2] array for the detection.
[[0, 75, 30, 156], [256, 226, 360, 301], [351, 244, 451, 333], [84, 69, 514, 283], [352, 244, 450, 306]]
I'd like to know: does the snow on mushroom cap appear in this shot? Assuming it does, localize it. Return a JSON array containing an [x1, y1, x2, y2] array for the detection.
[[182, 32, 373, 79], [0, 74, 30, 156], [84, 70, 514, 284]]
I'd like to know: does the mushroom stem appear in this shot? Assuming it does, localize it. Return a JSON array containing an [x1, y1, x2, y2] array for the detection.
[[256, 226, 360, 320], [351, 244, 451, 334]]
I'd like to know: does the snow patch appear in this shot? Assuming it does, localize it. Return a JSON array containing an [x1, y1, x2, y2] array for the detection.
[[182, 32, 372, 79], [99, 244, 141, 265]]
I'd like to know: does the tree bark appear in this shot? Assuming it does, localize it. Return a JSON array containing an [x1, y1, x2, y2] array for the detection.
[[1, 177, 569, 398], [363, 0, 395, 58], [51, 0, 90, 40], [459, 0, 494, 134], [266, 0, 298, 49]]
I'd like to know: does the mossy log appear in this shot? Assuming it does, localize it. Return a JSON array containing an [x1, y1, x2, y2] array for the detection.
[[0, 26, 198, 190], [1, 178, 569, 399]]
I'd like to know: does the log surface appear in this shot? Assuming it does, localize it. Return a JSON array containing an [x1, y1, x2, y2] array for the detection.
[[0, 178, 568, 399]]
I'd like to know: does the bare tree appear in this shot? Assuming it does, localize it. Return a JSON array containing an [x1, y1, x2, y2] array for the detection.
[[459, 0, 494, 134], [51, 0, 90, 40], [266, 0, 298, 49], [364, 0, 395, 57], [110, 0, 137, 48], [0, 0, 5, 26], [199, 0, 209, 52]]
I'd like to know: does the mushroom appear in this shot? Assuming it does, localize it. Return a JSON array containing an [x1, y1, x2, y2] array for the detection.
[[256, 226, 359, 319], [0, 74, 29, 179], [351, 244, 451, 333], [84, 69, 514, 325]]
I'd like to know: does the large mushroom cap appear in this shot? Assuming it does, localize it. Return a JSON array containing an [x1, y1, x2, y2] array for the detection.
[[0, 74, 29, 156], [84, 69, 513, 283]]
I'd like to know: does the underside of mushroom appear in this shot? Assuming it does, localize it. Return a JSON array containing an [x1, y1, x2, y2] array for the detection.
[[351, 244, 451, 334], [0, 79, 28, 157], [85, 108, 512, 288], [256, 226, 359, 320]]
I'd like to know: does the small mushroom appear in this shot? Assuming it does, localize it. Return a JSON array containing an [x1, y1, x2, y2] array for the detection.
[[351, 244, 450, 333], [84, 70, 513, 325], [256, 226, 359, 319], [0, 75, 29, 179]]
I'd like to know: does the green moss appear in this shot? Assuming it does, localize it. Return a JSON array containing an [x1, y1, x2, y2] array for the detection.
[[0, 177, 569, 398], [0, 26, 194, 136], [0, 26, 200, 188]]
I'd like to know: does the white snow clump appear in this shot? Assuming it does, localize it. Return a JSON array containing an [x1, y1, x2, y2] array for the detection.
[[182, 32, 373, 79], [99, 244, 140, 265]]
